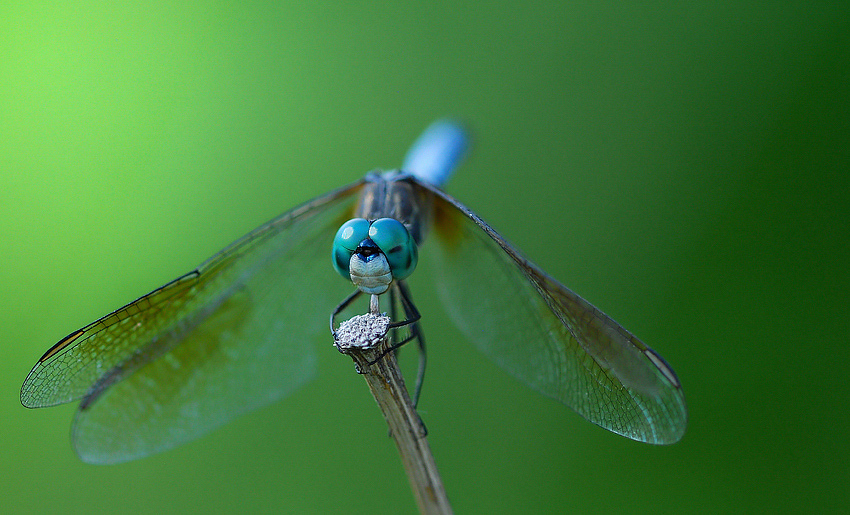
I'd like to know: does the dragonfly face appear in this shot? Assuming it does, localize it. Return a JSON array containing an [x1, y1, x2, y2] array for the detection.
[[21, 120, 686, 464], [332, 217, 418, 295]]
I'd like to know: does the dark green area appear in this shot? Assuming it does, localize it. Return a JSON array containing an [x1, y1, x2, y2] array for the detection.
[[1, 1, 847, 513]]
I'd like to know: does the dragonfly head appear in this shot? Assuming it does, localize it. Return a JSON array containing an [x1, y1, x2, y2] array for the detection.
[[332, 218, 418, 295]]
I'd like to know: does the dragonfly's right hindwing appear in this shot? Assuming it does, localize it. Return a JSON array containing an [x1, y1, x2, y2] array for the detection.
[[22, 180, 364, 463]]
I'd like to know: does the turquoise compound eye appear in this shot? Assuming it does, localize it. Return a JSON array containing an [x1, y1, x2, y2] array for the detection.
[[368, 218, 418, 280], [332, 218, 370, 279]]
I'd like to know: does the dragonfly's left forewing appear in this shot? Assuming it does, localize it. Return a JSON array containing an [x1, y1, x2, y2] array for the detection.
[[417, 178, 686, 444]]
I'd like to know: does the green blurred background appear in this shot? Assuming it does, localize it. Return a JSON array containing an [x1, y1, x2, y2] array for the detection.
[[1, 1, 847, 513]]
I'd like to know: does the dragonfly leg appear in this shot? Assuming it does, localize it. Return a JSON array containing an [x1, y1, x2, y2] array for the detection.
[[330, 288, 362, 337], [387, 281, 420, 329], [365, 282, 427, 408]]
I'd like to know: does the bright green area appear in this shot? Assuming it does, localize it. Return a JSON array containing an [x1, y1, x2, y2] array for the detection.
[[1, 1, 847, 513]]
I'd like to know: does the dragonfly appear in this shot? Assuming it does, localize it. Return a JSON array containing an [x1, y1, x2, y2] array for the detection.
[[21, 121, 687, 464]]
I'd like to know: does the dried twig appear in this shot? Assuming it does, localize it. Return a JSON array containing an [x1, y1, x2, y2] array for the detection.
[[335, 312, 452, 515]]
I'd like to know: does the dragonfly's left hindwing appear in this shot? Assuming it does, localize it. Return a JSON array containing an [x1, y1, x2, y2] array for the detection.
[[416, 178, 686, 444]]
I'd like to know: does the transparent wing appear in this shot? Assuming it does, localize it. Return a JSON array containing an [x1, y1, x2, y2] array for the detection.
[[418, 179, 687, 444], [21, 180, 363, 463]]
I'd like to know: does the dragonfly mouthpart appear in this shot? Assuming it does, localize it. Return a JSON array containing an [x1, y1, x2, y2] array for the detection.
[[349, 239, 393, 294]]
